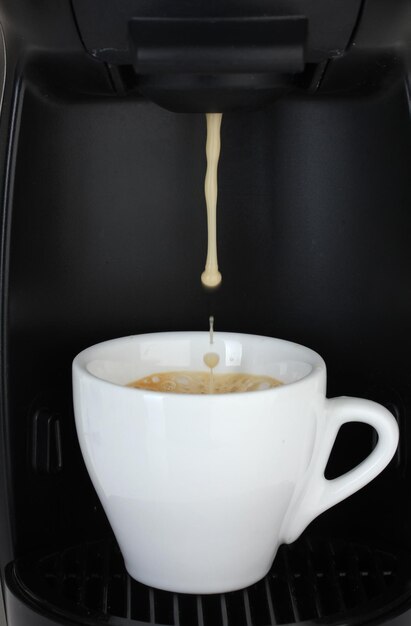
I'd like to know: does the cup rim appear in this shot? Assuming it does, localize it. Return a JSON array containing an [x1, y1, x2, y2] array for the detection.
[[72, 331, 326, 398]]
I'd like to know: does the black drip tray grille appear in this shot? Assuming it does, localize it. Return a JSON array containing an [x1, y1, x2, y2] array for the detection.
[[11, 537, 408, 626]]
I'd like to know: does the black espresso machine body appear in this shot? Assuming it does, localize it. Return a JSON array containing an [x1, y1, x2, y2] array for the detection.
[[1, 1, 411, 624]]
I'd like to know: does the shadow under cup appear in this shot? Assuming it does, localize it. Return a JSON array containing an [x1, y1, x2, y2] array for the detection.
[[72, 332, 398, 594]]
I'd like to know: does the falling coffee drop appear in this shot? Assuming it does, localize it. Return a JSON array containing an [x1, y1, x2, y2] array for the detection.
[[203, 315, 220, 393]]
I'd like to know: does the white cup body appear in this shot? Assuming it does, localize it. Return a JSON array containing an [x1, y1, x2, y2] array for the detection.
[[72, 332, 398, 594]]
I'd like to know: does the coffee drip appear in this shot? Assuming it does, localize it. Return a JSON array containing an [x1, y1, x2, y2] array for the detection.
[[201, 113, 223, 288]]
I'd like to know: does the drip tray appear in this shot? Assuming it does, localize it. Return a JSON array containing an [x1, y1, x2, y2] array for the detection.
[[8, 537, 411, 626]]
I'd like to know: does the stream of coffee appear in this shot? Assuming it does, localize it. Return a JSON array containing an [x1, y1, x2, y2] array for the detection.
[[128, 117, 285, 394], [201, 113, 223, 288]]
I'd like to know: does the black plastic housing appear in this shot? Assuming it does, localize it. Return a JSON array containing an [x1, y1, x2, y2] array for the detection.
[[128, 15, 307, 111], [71, 0, 362, 65], [0, 1, 411, 625]]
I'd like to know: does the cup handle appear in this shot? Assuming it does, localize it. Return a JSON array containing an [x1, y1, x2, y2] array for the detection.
[[282, 396, 399, 544]]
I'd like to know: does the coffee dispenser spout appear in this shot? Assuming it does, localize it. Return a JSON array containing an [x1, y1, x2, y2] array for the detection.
[[128, 15, 307, 112], [67, 0, 410, 107]]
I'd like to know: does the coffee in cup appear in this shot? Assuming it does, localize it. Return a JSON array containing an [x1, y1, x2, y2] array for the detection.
[[128, 370, 282, 394]]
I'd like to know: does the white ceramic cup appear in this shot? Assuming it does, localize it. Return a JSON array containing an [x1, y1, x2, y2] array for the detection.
[[72, 332, 399, 594]]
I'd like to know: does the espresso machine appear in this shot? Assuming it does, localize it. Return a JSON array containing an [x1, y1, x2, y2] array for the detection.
[[1, 0, 411, 624]]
